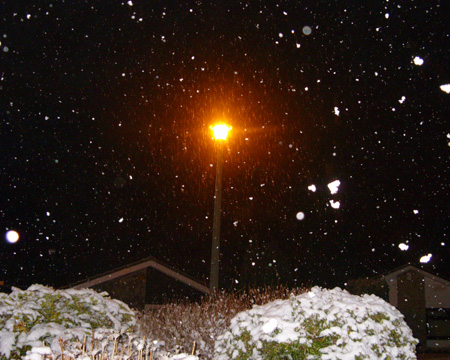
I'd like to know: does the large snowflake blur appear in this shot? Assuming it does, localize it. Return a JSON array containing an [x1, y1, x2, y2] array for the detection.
[[1, 1, 448, 289]]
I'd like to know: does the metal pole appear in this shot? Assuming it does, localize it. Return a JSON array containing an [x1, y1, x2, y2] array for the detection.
[[210, 140, 224, 292]]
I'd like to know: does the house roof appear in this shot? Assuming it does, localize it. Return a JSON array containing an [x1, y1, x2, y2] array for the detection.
[[62, 255, 210, 295], [377, 263, 450, 288]]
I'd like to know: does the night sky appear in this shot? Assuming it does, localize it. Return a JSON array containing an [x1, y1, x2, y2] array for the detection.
[[1, 1, 449, 291]]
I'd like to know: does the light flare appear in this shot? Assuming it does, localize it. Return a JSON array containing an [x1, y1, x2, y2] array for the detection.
[[210, 124, 232, 140]]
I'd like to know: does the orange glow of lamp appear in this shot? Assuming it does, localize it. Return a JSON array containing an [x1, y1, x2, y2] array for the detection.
[[210, 124, 232, 140]]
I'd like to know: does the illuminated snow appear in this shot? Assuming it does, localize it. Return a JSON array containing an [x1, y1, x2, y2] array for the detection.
[[308, 184, 317, 192], [440, 84, 450, 94], [413, 209, 419, 214], [330, 200, 340, 209], [5, 230, 19, 244], [296, 212, 305, 220], [327, 180, 341, 194], [333, 107, 340, 116], [262, 318, 278, 334], [419, 253, 432, 263], [413, 56, 424, 66], [399, 96, 406, 104], [398, 243, 409, 251], [215, 287, 417, 360]]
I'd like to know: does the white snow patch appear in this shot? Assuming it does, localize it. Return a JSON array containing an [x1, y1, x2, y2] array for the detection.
[[171, 355, 199, 360], [420, 253, 432, 263], [398, 243, 409, 251], [333, 106, 340, 116], [262, 318, 278, 334], [0, 331, 15, 359]]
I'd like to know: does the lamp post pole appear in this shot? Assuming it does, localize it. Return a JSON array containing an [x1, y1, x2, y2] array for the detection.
[[209, 124, 231, 293], [210, 140, 224, 292]]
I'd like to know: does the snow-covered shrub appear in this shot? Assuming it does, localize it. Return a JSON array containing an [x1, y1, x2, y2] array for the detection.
[[214, 286, 418, 359], [138, 286, 307, 360], [0, 284, 136, 359]]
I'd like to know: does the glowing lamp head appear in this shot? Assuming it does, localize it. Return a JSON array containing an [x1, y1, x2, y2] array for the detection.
[[210, 124, 232, 140]]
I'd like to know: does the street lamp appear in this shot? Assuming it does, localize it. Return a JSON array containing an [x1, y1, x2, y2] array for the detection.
[[209, 123, 232, 292]]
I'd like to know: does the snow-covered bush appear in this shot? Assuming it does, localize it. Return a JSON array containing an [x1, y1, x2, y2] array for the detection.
[[214, 286, 418, 359], [0, 284, 136, 359], [138, 286, 307, 359]]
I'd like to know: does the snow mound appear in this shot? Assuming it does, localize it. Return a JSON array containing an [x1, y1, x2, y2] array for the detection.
[[214, 286, 417, 359]]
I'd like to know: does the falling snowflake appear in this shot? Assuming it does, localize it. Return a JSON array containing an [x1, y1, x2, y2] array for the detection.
[[398, 243, 409, 251], [327, 180, 341, 195], [5, 230, 20, 244], [296, 212, 305, 220], [419, 253, 432, 263], [302, 26, 312, 35], [440, 84, 450, 94], [308, 184, 317, 192], [413, 56, 424, 66], [330, 200, 340, 209]]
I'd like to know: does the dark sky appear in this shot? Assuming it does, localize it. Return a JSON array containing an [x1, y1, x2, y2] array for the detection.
[[1, 1, 449, 290]]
